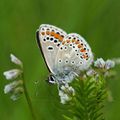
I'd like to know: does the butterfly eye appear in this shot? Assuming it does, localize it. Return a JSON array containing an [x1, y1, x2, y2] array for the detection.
[[48, 75, 56, 84]]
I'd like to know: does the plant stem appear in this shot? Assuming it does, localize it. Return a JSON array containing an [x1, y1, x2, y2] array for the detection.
[[22, 73, 37, 120]]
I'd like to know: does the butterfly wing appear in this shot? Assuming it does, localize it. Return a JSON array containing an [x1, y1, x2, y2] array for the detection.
[[36, 24, 67, 74], [55, 33, 93, 75]]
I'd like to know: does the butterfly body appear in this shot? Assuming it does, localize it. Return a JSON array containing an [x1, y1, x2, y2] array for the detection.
[[36, 24, 93, 84]]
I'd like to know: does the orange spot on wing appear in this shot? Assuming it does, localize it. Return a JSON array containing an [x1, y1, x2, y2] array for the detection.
[[62, 41, 65, 45], [66, 39, 70, 43], [41, 32, 45, 35], [80, 49, 86, 52], [50, 31, 55, 36], [72, 39, 75, 43], [59, 36, 63, 42], [82, 54, 87, 59], [78, 44, 82, 48], [75, 40, 80, 44], [54, 33, 60, 39], [61, 35, 64, 38], [46, 31, 50, 35]]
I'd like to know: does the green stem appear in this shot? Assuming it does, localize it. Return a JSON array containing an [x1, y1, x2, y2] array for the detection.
[[22, 73, 37, 120]]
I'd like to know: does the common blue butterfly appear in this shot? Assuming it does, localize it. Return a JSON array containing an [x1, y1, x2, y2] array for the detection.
[[36, 24, 93, 84]]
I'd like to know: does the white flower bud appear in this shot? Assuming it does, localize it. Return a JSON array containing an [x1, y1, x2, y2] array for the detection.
[[112, 58, 120, 65], [10, 54, 23, 67], [4, 84, 13, 94], [60, 95, 70, 104], [59, 90, 63, 96], [68, 86, 75, 95], [10, 87, 24, 101], [3, 69, 22, 80], [59, 84, 75, 104], [14, 87, 24, 94], [94, 58, 105, 68], [10, 94, 19, 101], [105, 60, 115, 70], [61, 85, 67, 91], [86, 69, 96, 77], [4, 80, 23, 94], [59, 90, 70, 104], [60, 99, 66, 104]]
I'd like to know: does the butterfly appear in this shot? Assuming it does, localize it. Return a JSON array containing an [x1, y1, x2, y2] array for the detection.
[[36, 24, 93, 85]]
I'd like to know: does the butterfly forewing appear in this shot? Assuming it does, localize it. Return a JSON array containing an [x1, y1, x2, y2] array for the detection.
[[37, 24, 67, 74]]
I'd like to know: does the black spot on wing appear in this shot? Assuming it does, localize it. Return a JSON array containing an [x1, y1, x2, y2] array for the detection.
[[48, 46, 54, 50]]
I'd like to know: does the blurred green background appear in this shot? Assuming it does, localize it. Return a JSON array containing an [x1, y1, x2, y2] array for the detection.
[[0, 0, 120, 120]]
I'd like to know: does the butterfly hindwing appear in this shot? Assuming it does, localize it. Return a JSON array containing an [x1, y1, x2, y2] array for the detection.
[[55, 33, 93, 74], [36, 24, 67, 74]]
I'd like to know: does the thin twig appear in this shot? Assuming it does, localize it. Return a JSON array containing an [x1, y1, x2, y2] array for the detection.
[[22, 72, 37, 120]]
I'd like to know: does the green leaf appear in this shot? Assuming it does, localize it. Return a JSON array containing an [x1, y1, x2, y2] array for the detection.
[[63, 115, 73, 120], [63, 76, 107, 120]]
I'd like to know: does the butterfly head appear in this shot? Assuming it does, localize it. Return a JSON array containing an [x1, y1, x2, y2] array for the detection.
[[47, 68, 78, 84]]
